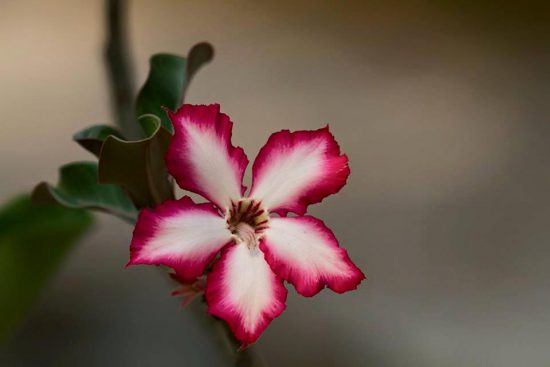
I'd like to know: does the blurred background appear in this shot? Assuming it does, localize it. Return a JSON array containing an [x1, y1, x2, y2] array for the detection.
[[1, 0, 549, 366]]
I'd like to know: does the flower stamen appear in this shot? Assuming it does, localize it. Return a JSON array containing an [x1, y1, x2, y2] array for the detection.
[[227, 199, 269, 248]]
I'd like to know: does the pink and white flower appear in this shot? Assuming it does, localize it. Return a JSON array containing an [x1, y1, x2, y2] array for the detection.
[[128, 104, 365, 346]]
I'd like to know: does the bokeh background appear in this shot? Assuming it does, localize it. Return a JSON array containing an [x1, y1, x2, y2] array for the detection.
[[1, 0, 549, 366]]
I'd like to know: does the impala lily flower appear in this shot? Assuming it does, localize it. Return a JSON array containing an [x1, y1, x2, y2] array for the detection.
[[129, 104, 365, 346]]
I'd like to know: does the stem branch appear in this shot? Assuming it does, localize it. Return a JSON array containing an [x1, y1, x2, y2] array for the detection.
[[104, 0, 139, 138]]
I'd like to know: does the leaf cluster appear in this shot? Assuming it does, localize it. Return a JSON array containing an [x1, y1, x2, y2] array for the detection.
[[0, 43, 213, 342]]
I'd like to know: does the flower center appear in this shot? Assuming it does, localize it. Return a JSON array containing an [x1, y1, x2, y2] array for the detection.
[[226, 198, 269, 249]]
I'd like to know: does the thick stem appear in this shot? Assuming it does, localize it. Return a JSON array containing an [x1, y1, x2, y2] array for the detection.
[[188, 300, 266, 367], [159, 267, 268, 365], [104, 0, 140, 138]]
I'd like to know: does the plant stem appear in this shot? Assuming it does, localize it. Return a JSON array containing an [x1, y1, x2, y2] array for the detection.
[[104, 2, 266, 364], [104, 0, 140, 138], [189, 301, 266, 367]]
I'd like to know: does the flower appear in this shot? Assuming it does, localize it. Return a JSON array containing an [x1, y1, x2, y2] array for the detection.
[[128, 104, 365, 346]]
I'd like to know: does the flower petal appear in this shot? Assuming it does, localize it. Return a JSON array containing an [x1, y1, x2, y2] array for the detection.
[[129, 196, 233, 281], [166, 104, 248, 210], [205, 243, 287, 346], [250, 126, 350, 215], [260, 216, 365, 297]]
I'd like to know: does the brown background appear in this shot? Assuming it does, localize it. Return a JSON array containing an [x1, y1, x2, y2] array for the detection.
[[1, 0, 549, 366]]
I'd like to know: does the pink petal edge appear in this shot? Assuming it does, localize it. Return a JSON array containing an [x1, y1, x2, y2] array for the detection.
[[250, 126, 350, 216], [128, 196, 233, 282], [165, 104, 248, 211], [205, 243, 287, 346], [260, 215, 365, 297]]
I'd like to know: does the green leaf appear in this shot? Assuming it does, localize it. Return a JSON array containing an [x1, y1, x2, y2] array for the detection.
[[135, 42, 214, 133], [0, 195, 92, 341], [32, 162, 137, 223], [138, 113, 162, 137], [135, 53, 185, 133], [98, 115, 173, 208], [183, 42, 215, 100], [73, 124, 123, 157]]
